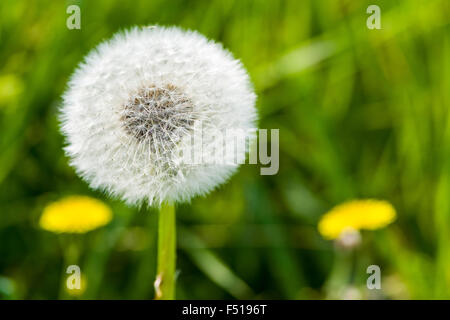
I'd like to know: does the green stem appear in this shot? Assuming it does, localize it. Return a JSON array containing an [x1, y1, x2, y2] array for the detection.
[[58, 236, 81, 299], [155, 202, 176, 300]]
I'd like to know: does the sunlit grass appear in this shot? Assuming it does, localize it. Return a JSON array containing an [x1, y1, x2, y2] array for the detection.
[[0, 0, 449, 299]]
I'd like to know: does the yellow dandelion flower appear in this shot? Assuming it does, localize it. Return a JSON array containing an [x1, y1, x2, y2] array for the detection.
[[318, 199, 396, 240], [40, 196, 112, 234]]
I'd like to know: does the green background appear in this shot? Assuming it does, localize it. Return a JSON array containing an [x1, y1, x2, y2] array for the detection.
[[0, 0, 449, 299]]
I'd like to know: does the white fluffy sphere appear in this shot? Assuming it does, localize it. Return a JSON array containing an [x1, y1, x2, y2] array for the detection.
[[60, 26, 257, 206]]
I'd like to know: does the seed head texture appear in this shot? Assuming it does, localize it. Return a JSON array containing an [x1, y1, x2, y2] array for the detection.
[[60, 26, 257, 206]]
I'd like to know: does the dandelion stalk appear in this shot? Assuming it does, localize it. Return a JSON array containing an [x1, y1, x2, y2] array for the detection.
[[155, 203, 176, 300], [58, 235, 81, 299]]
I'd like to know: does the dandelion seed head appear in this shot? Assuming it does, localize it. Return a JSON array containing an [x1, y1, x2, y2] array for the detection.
[[60, 26, 257, 206], [121, 84, 195, 145]]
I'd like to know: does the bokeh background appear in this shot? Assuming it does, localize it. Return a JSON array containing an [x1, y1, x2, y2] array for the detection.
[[0, 0, 449, 299]]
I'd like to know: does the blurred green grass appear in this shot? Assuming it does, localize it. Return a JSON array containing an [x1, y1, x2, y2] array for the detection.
[[0, 0, 449, 299]]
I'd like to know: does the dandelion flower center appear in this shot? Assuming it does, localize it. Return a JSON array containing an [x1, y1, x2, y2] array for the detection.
[[121, 84, 195, 146]]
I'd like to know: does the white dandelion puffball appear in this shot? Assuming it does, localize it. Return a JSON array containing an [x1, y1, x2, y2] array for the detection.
[[61, 26, 257, 206]]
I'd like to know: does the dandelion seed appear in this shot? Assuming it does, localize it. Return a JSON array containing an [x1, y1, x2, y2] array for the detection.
[[60, 26, 257, 206], [60, 26, 257, 300]]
